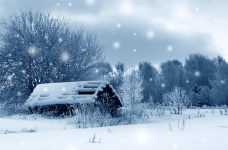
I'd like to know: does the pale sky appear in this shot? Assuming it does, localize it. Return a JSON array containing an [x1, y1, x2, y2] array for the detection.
[[0, 0, 228, 65]]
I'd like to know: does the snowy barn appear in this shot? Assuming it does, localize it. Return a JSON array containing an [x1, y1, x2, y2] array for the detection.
[[25, 81, 123, 117]]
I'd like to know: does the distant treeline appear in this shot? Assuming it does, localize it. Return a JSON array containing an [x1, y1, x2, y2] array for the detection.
[[107, 54, 228, 107]]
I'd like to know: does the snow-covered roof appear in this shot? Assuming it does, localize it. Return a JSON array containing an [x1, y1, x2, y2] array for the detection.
[[25, 81, 110, 108]]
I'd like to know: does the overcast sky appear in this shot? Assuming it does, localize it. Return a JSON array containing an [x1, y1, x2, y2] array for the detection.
[[0, 0, 228, 66]]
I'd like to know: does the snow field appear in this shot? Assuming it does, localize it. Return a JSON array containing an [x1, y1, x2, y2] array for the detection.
[[0, 109, 227, 150]]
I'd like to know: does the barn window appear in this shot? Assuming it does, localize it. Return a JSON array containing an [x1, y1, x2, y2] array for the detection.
[[78, 88, 96, 95]]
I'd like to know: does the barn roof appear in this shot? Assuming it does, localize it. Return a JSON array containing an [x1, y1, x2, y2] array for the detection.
[[25, 81, 120, 108]]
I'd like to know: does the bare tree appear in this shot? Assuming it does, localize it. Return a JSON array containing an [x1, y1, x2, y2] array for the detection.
[[0, 11, 103, 108], [121, 70, 142, 105], [120, 69, 145, 121]]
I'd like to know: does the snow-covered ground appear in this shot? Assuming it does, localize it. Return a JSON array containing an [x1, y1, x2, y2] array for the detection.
[[0, 109, 228, 150]]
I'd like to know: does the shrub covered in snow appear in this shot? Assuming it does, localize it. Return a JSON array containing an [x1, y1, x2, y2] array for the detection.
[[163, 87, 190, 114], [69, 106, 122, 128]]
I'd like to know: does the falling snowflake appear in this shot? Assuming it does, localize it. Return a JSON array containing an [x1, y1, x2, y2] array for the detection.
[[95, 69, 99, 73], [119, 1, 135, 15], [113, 41, 120, 49], [7, 75, 13, 81], [174, 5, 189, 18], [61, 87, 66, 92], [172, 144, 179, 150], [17, 92, 22, 96], [146, 30, 155, 39], [116, 23, 122, 28], [28, 46, 37, 56], [58, 38, 63, 43], [85, 0, 95, 5], [56, 2, 60, 7], [44, 34, 48, 40], [167, 45, 173, 52], [133, 49, 137, 52], [133, 129, 151, 145], [153, 63, 160, 70], [81, 48, 87, 52], [195, 7, 200, 12], [19, 61, 23, 65], [68, 2, 72, 7], [22, 70, 26, 74], [133, 32, 137, 36], [61, 52, 70, 63], [161, 83, 166, 88], [43, 87, 48, 92], [221, 80, 225, 84], [20, 142, 25, 146], [186, 80, 189, 84], [149, 78, 153, 82], [194, 70, 201, 77]]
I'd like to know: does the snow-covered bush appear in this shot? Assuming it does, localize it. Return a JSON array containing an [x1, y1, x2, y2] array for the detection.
[[69, 104, 122, 128], [148, 103, 167, 117], [163, 87, 189, 114], [0, 102, 28, 116], [119, 103, 149, 124]]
